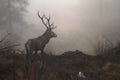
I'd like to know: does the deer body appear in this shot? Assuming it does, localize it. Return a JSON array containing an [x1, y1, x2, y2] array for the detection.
[[25, 29, 57, 54]]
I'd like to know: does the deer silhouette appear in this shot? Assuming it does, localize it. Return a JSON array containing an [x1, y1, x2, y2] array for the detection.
[[25, 12, 57, 80], [25, 11, 57, 55]]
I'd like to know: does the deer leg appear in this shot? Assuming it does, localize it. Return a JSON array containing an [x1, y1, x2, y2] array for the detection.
[[34, 50, 37, 55], [41, 50, 43, 57], [32, 50, 37, 62], [40, 49, 44, 64], [41, 48, 44, 56]]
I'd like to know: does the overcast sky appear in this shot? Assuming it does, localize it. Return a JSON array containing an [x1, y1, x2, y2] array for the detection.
[[23, 0, 120, 55]]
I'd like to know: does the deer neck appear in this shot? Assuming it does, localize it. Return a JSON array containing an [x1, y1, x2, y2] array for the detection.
[[38, 33, 51, 43]]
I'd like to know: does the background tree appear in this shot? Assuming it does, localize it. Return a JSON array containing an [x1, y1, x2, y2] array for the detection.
[[0, 0, 28, 42], [0, 0, 28, 38]]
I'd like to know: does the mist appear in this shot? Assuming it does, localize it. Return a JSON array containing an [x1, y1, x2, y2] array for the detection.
[[1, 0, 120, 55]]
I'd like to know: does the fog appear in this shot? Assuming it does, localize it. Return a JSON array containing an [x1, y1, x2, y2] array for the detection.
[[17, 0, 120, 54]]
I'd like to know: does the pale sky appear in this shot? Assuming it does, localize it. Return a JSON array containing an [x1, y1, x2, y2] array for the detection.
[[24, 0, 120, 55]]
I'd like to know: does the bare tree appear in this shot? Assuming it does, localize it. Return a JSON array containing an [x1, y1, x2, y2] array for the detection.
[[0, 32, 19, 54]]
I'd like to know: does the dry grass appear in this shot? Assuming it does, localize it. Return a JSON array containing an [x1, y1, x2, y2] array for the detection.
[[0, 34, 120, 80]]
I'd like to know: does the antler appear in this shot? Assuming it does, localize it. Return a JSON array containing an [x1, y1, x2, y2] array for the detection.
[[37, 11, 57, 30], [37, 11, 48, 28]]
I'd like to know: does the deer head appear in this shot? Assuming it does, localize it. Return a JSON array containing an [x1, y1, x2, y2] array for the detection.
[[37, 11, 57, 38]]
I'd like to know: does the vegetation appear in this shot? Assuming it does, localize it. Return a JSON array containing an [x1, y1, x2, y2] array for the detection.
[[0, 34, 120, 80]]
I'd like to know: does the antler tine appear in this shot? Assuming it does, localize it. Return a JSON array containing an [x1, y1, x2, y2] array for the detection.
[[37, 11, 49, 28], [48, 22, 53, 29], [50, 22, 57, 29], [51, 25, 57, 29], [44, 15, 51, 28], [37, 11, 43, 20], [44, 15, 56, 29], [44, 15, 51, 21]]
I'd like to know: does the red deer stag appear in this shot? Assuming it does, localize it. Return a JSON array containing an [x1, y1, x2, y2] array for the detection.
[[25, 11, 57, 80], [25, 11, 57, 55]]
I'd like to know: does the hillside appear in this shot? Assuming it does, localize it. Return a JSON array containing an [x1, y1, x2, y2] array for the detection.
[[0, 49, 120, 80]]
